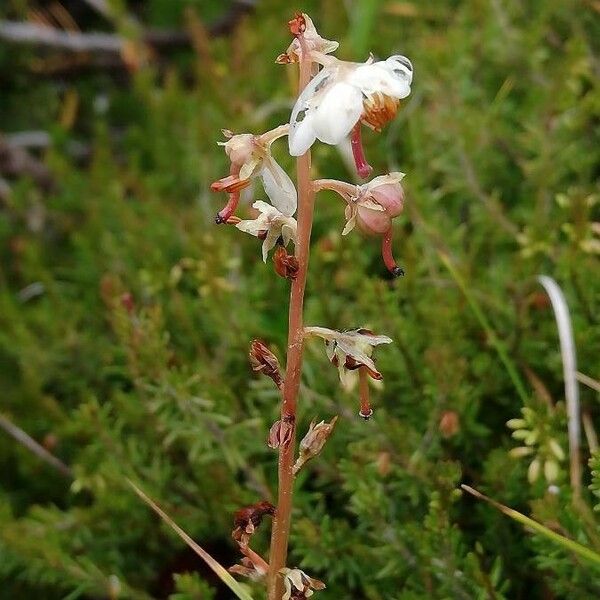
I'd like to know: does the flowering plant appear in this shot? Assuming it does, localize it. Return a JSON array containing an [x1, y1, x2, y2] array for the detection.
[[208, 13, 412, 598], [135, 12, 412, 599]]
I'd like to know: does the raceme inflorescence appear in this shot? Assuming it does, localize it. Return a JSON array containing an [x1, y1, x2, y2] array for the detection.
[[210, 13, 413, 599]]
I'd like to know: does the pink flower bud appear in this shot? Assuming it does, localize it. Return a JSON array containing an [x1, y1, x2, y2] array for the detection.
[[356, 178, 404, 235]]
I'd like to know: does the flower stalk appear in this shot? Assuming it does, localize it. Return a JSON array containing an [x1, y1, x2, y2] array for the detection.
[[266, 23, 315, 600]]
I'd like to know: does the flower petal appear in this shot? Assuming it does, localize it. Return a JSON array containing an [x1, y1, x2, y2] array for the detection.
[[239, 157, 261, 181], [289, 67, 334, 155], [288, 114, 318, 157], [311, 81, 363, 145], [262, 228, 281, 262], [349, 60, 411, 99], [342, 211, 357, 236], [261, 157, 297, 216]]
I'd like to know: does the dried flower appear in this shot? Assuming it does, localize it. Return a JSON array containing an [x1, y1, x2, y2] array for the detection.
[[236, 201, 297, 262], [276, 13, 339, 64], [304, 326, 392, 389], [293, 416, 338, 474], [232, 501, 276, 546], [249, 339, 283, 388], [268, 417, 295, 450], [288, 55, 412, 157], [273, 245, 300, 280], [229, 556, 268, 580], [211, 125, 296, 222], [229, 545, 270, 581], [280, 568, 326, 599]]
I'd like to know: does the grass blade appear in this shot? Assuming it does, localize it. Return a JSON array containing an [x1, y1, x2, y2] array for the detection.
[[128, 480, 255, 600], [538, 275, 581, 497], [461, 485, 600, 566]]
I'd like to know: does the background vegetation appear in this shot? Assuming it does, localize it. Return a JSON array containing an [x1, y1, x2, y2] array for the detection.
[[1, 0, 599, 598]]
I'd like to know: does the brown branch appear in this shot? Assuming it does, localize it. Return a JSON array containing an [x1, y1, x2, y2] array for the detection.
[[0, 2, 257, 56], [0, 414, 72, 478], [0, 21, 123, 53]]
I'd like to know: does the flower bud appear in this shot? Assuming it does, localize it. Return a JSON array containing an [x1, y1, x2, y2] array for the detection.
[[549, 438, 565, 461], [356, 179, 405, 235], [268, 417, 294, 449], [293, 416, 338, 474], [249, 340, 283, 388], [544, 459, 559, 483], [509, 446, 534, 458], [528, 458, 541, 483]]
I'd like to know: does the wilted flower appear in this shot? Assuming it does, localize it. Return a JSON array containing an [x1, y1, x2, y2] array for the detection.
[[277, 13, 338, 64], [304, 326, 392, 389], [288, 55, 412, 158], [293, 416, 338, 474], [249, 339, 283, 388], [232, 501, 276, 546], [273, 245, 300, 280], [236, 201, 297, 262], [268, 417, 295, 450], [280, 568, 326, 599], [229, 556, 268, 580], [229, 545, 269, 581], [211, 125, 296, 222]]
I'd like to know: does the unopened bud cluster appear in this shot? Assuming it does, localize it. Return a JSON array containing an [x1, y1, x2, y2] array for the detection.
[[507, 406, 565, 484]]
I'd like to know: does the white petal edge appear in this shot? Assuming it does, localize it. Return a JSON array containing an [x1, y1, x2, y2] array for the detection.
[[261, 157, 297, 216]]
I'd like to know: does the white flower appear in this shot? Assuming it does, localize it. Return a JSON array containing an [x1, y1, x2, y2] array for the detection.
[[277, 13, 339, 64], [304, 326, 392, 387], [212, 125, 297, 217], [236, 201, 297, 262], [280, 568, 326, 599], [289, 55, 413, 156]]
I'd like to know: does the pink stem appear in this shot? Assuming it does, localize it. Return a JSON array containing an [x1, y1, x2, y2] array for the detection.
[[266, 27, 314, 600], [381, 227, 404, 277], [350, 122, 372, 179]]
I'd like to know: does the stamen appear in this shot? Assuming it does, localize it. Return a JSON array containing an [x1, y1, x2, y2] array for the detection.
[[350, 123, 372, 179], [381, 227, 404, 277], [358, 366, 373, 420], [361, 93, 399, 132]]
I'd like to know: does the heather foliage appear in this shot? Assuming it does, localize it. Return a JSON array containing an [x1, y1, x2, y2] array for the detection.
[[0, 1, 599, 599]]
